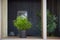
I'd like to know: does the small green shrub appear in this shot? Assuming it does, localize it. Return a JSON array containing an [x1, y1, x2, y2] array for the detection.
[[13, 16, 32, 31], [47, 10, 57, 33]]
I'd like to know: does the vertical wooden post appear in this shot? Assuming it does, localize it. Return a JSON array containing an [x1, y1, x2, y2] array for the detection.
[[1, 0, 8, 38], [0, 0, 1, 38], [42, 0, 47, 40]]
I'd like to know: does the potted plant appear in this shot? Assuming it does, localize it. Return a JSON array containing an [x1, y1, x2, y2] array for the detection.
[[47, 10, 57, 36], [13, 16, 32, 38]]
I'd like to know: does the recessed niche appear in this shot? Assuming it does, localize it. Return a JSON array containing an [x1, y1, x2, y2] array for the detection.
[[8, 0, 42, 39]]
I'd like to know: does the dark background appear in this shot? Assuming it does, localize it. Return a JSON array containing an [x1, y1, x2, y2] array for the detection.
[[8, 0, 41, 36], [8, 0, 60, 37], [47, 0, 60, 37]]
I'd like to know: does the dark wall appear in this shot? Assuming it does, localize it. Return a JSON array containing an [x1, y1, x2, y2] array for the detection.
[[57, 0, 60, 36], [8, 0, 41, 36], [47, 0, 60, 36]]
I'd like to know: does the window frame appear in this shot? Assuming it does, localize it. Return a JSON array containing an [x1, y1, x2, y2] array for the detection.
[[0, 0, 47, 40]]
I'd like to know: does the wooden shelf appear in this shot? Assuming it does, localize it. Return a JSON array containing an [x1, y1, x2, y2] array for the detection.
[[3, 36, 60, 39], [47, 37, 60, 39], [3, 36, 42, 39]]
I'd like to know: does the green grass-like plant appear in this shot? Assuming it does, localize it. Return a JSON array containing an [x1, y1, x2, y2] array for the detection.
[[13, 16, 32, 31]]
